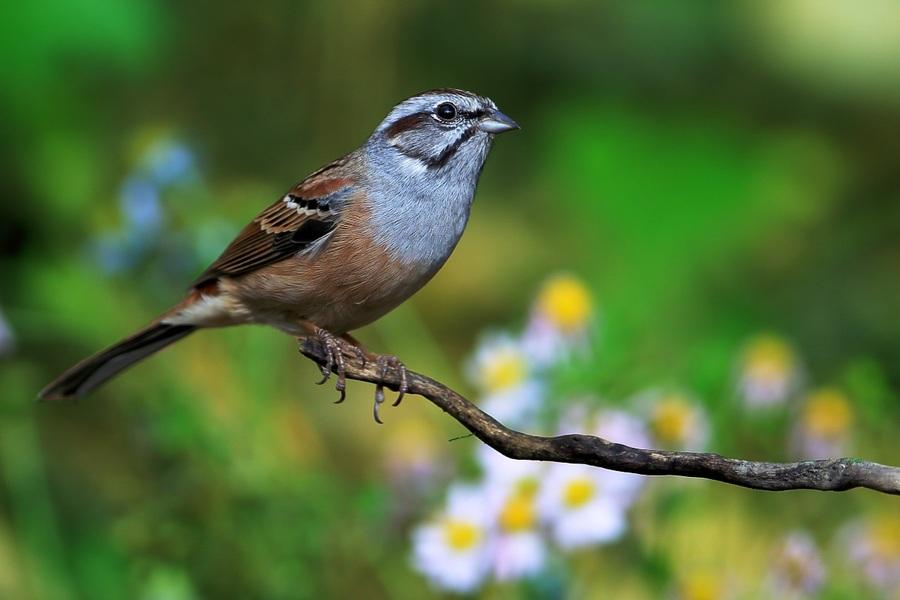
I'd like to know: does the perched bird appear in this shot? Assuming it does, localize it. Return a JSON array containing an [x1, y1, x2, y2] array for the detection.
[[39, 88, 519, 421]]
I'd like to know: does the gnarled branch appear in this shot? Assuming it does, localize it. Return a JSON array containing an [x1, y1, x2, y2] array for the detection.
[[299, 338, 900, 496]]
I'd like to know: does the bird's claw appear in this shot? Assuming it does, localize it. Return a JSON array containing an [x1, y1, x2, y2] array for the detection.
[[373, 355, 408, 424], [313, 328, 347, 402], [352, 345, 367, 369]]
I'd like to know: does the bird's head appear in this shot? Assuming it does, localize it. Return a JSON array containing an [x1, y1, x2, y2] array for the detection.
[[370, 88, 518, 179]]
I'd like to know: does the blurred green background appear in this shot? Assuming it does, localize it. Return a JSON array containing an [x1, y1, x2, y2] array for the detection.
[[1, 0, 899, 598]]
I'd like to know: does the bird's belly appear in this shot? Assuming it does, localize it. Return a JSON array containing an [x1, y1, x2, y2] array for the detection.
[[303, 266, 433, 333], [224, 242, 441, 335]]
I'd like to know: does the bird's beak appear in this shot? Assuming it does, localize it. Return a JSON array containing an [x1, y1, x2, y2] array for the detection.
[[478, 109, 520, 134]]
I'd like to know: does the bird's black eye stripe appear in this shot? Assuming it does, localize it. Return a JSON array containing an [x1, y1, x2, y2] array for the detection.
[[459, 109, 485, 119]]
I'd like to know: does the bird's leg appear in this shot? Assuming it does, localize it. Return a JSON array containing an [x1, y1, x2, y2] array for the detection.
[[338, 333, 408, 423], [298, 324, 408, 423], [310, 327, 353, 404], [373, 354, 409, 424]]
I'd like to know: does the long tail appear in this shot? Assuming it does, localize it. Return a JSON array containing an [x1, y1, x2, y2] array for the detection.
[[39, 322, 196, 400]]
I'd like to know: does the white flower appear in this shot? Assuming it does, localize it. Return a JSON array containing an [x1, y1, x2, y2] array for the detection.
[[537, 462, 629, 550], [411, 484, 494, 593], [467, 333, 543, 427], [489, 485, 546, 581], [790, 387, 853, 459], [767, 531, 825, 598], [468, 333, 530, 393], [522, 274, 594, 366], [736, 334, 801, 408], [491, 530, 545, 582], [636, 388, 710, 451], [477, 446, 547, 581]]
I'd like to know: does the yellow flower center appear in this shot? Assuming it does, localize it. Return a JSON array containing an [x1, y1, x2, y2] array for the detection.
[[680, 573, 721, 600], [870, 516, 900, 559], [563, 477, 595, 508], [442, 520, 481, 552], [651, 396, 693, 445], [802, 388, 852, 437], [499, 494, 537, 533], [482, 351, 527, 392], [536, 274, 593, 334], [743, 334, 795, 381]]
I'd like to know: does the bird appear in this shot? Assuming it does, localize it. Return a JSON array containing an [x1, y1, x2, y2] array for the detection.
[[39, 88, 519, 422]]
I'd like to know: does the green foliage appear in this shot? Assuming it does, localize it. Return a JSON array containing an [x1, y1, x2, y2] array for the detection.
[[1, 1, 898, 598]]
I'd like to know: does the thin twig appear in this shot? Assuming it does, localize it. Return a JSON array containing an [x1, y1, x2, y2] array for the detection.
[[299, 338, 900, 496]]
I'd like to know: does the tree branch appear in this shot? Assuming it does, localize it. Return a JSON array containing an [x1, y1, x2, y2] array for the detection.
[[299, 338, 900, 496]]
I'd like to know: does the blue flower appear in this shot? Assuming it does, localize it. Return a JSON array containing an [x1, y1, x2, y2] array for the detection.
[[145, 141, 195, 187], [119, 176, 162, 234]]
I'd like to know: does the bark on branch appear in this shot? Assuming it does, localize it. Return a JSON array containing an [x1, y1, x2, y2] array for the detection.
[[299, 338, 900, 496]]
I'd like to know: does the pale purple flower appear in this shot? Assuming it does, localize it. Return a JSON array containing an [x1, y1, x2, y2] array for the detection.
[[491, 531, 545, 581], [768, 531, 826, 597], [635, 388, 710, 451], [384, 420, 447, 498], [790, 387, 853, 459], [842, 516, 900, 593], [736, 334, 801, 408]]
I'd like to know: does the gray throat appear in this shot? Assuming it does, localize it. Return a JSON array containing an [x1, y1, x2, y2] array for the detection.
[[363, 135, 492, 271]]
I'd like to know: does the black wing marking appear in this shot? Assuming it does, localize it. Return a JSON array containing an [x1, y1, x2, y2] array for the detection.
[[192, 178, 354, 286]]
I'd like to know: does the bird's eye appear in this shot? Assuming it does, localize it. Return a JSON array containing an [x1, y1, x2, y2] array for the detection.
[[435, 102, 458, 121]]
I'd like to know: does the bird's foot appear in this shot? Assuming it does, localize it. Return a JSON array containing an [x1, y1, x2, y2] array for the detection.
[[373, 354, 408, 424], [307, 328, 406, 423], [313, 327, 363, 403]]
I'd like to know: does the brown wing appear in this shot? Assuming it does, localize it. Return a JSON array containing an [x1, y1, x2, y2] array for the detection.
[[193, 164, 357, 286]]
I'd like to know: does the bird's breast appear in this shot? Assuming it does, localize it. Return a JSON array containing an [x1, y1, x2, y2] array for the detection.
[[367, 182, 474, 270]]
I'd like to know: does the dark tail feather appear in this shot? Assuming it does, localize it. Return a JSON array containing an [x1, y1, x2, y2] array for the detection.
[[39, 322, 196, 400]]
